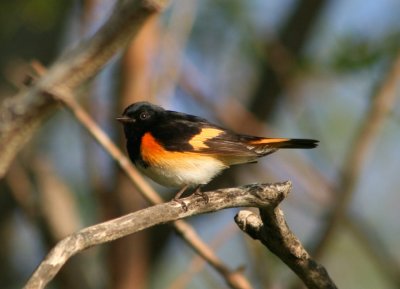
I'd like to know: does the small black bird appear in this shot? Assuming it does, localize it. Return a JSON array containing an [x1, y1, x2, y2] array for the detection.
[[117, 102, 318, 206]]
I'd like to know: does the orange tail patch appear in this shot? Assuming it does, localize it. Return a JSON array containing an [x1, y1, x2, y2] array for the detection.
[[249, 138, 290, 145], [248, 138, 318, 149]]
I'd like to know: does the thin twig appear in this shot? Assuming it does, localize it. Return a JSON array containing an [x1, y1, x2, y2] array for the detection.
[[182, 56, 400, 288], [235, 209, 337, 289], [28, 62, 254, 289], [49, 93, 253, 288], [24, 182, 291, 289], [60, 94, 253, 289]]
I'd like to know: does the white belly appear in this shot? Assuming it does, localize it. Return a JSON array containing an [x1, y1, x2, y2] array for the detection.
[[137, 155, 227, 188]]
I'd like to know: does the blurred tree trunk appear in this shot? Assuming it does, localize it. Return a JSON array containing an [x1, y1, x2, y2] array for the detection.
[[0, 185, 17, 288], [213, 0, 329, 188], [108, 16, 159, 289]]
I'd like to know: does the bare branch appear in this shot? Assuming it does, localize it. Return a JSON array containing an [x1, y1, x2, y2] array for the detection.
[[182, 53, 400, 289], [0, 0, 170, 178], [21, 63, 254, 289], [23, 182, 291, 289], [235, 209, 337, 289]]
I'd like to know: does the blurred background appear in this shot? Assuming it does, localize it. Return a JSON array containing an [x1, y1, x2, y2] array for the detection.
[[1, 0, 400, 288]]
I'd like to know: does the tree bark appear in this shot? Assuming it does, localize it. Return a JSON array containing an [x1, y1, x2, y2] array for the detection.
[[23, 182, 291, 289]]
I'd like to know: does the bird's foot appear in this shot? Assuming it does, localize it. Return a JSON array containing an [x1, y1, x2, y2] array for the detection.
[[173, 185, 189, 211], [173, 197, 188, 212], [193, 185, 209, 204]]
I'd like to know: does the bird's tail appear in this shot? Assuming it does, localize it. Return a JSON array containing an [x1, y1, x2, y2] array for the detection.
[[245, 137, 318, 156]]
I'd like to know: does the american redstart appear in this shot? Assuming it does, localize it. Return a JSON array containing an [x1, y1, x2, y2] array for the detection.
[[117, 102, 318, 208]]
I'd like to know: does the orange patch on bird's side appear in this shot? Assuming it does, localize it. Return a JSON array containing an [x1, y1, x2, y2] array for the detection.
[[140, 132, 169, 162], [140, 132, 222, 169], [140, 132, 209, 165], [249, 138, 289, 145], [188, 128, 223, 150]]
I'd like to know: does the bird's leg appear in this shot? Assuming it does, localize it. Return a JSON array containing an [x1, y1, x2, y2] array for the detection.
[[173, 185, 189, 211], [193, 185, 209, 204], [173, 185, 189, 200]]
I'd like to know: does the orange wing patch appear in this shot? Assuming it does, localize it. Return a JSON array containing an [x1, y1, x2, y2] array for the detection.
[[249, 138, 289, 145], [188, 128, 224, 150]]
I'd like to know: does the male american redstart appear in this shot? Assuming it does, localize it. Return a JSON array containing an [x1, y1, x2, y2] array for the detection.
[[117, 102, 318, 208]]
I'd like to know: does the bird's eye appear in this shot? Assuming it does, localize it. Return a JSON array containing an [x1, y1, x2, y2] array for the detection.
[[139, 112, 149, 120]]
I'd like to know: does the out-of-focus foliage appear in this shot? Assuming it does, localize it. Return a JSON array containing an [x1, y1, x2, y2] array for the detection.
[[331, 32, 400, 72], [0, 0, 69, 90]]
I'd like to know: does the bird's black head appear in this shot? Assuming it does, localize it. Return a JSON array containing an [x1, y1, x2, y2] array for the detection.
[[117, 102, 164, 139]]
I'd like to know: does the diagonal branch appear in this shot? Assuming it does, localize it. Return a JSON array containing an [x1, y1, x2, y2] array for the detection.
[[23, 182, 291, 289], [311, 53, 400, 258], [23, 81, 252, 289], [235, 209, 337, 289], [0, 0, 170, 178], [182, 53, 400, 289]]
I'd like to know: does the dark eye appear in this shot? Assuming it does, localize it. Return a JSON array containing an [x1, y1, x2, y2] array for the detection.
[[139, 111, 149, 120]]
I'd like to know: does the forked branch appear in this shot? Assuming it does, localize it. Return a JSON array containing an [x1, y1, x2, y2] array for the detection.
[[24, 182, 291, 289], [235, 209, 337, 289]]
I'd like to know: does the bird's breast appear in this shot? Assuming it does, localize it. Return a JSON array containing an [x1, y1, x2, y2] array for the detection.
[[138, 132, 227, 187]]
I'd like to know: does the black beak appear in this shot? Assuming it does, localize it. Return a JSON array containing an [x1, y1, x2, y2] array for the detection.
[[116, 116, 135, 123]]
